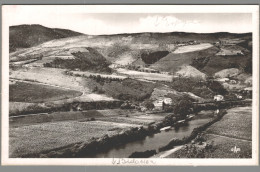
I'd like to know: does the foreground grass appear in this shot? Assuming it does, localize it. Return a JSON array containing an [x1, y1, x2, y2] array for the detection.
[[206, 106, 252, 140], [9, 120, 141, 158], [166, 106, 252, 158]]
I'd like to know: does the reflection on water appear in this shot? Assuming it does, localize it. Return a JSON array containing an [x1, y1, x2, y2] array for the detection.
[[86, 112, 213, 158]]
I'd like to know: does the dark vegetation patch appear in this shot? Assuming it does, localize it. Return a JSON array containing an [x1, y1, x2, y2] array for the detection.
[[44, 47, 112, 73], [9, 81, 82, 103], [86, 78, 156, 101], [10, 100, 123, 117], [140, 51, 170, 64], [129, 150, 157, 158], [9, 24, 82, 52], [169, 77, 227, 99], [200, 49, 252, 75]]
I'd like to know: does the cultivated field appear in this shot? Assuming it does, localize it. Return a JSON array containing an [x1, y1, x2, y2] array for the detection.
[[10, 81, 82, 103], [166, 106, 252, 158], [173, 43, 213, 54], [9, 120, 141, 157], [116, 68, 173, 82], [206, 106, 252, 140], [9, 109, 168, 157]]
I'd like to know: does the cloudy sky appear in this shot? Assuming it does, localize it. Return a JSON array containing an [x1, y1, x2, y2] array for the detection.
[[3, 5, 253, 35]]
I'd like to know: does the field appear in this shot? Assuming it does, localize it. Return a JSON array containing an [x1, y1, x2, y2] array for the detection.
[[166, 106, 252, 158], [9, 120, 140, 157], [10, 81, 82, 103], [116, 68, 173, 82], [10, 68, 87, 92], [206, 106, 252, 140], [173, 43, 213, 54], [9, 108, 168, 157]]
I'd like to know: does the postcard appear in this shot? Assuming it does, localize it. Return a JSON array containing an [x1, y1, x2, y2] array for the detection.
[[1, 5, 259, 166]]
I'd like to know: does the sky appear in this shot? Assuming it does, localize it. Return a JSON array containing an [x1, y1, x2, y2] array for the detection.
[[3, 5, 253, 35]]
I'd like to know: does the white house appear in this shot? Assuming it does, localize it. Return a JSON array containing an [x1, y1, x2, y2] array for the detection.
[[153, 98, 164, 110], [214, 95, 224, 101], [153, 97, 173, 110], [164, 98, 173, 105]]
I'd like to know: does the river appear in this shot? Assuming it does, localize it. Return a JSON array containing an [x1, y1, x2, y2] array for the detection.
[[84, 111, 214, 158]]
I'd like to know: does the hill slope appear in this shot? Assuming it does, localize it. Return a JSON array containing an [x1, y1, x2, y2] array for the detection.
[[9, 24, 83, 52], [150, 46, 219, 74]]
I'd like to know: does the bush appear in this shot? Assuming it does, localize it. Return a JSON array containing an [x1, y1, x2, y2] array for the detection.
[[143, 101, 155, 110], [128, 150, 157, 158], [173, 97, 193, 118]]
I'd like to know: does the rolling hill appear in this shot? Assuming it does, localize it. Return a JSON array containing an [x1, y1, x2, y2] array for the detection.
[[9, 25, 252, 77], [9, 24, 83, 52]]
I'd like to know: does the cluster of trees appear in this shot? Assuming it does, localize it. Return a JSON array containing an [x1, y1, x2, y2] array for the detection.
[[172, 95, 194, 118], [171, 77, 228, 99], [89, 74, 123, 83]]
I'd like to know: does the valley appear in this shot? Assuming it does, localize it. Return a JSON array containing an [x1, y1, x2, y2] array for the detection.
[[8, 24, 253, 158]]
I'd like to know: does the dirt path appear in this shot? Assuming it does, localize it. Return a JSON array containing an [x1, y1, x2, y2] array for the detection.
[[153, 146, 184, 158]]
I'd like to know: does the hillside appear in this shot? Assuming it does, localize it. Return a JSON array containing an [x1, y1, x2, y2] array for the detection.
[[150, 46, 219, 74], [9, 24, 83, 52], [9, 27, 252, 77]]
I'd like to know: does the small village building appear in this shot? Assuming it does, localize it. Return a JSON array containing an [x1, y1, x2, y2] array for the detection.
[[229, 80, 237, 84], [164, 98, 173, 105], [153, 97, 173, 110], [214, 95, 224, 101]]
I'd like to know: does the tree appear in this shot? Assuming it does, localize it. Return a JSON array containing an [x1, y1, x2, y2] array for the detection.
[[173, 98, 193, 118], [144, 101, 155, 110]]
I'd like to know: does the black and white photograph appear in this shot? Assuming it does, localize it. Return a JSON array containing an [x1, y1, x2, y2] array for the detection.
[[1, 5, 259, 166]]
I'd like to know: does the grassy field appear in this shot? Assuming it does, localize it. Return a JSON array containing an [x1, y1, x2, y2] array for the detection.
[[10, 81, 82, 103], [173, 43, 213, 54], [9, 107, 171, 157], [9, 120, 141, 157], [10, 68, 88, 92], [116, 68, 173, 82], [206, 106, 252, 140], [166, 106, 252, 158], [97, 115, 158, 126]]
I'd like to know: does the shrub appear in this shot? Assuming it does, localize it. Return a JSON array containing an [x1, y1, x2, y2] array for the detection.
[[173, 97, 193, 118]]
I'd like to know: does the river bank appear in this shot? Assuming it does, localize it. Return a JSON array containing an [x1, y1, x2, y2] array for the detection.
[[165, 106, 252, 158], [13, 100, 251, 158]]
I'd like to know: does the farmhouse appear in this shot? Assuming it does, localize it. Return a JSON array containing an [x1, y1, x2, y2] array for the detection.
[[153, 97, 173, 110], [214, 95, 224, 101]]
